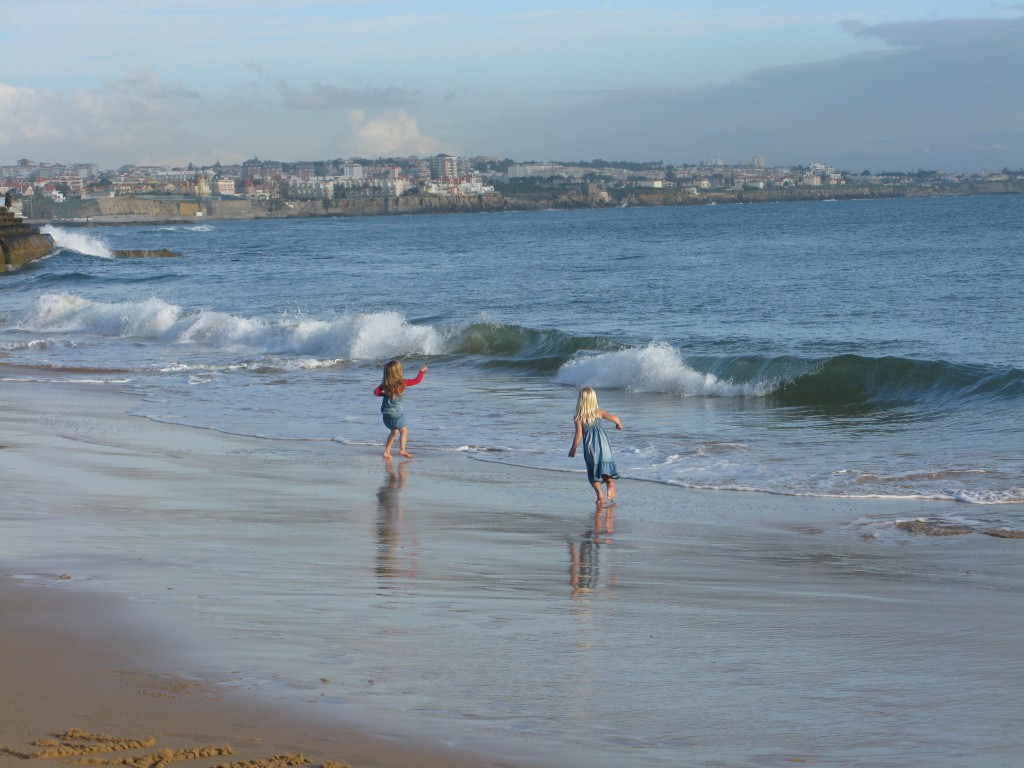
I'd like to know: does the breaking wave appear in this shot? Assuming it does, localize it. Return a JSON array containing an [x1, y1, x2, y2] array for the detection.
[[9, 295, 1022, 410], [40, 226, 113, 258], [11, 293, 443, 360]]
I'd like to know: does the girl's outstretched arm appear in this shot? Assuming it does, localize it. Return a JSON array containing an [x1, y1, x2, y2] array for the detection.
[[568, 419, 583, 457], [598, 409, 623, 430], [404, 365, 427, 387]]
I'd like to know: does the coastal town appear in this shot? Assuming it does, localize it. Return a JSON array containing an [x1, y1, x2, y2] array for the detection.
[[2, 153, 1022, 224]]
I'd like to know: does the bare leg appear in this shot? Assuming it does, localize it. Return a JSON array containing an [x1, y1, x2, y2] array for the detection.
[[398, 427, 412, 458], [383, 428, 399, 458], [603, 476, 616, 503], [591, 481, 604, 506]]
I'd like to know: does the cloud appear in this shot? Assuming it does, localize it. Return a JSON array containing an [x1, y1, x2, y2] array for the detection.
[[0, 84, 63, 146], [0, 70, 205, 165], [345, 109, 441, 158], [460, 15, 1024, 171], [3, 12, 1021, 171], [277, 81, 421, 110]]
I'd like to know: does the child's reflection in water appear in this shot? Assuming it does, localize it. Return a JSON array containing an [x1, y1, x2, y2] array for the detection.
[[376, 458, 418, 582], [568, 504, 614, 595]]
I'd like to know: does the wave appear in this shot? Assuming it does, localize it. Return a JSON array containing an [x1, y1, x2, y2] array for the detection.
[[769, 354, 1023, 407], [556, 343, 763, 396], [446, 322, 621, 372], [11, 293, 444, 360], [156, 224, 213, 232], [40, 226, 113, 258], [556, 346, 1023, 406], [10, 296, 1022, 408]]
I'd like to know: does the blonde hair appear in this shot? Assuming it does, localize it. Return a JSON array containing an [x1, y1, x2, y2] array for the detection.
[[380, 359, 405, 396], [574, 387, 598, 425]]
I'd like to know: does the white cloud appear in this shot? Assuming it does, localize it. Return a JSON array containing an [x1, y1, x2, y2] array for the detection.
[[346, 109, 441, 158], [0, 84, 63, 146], [3, 7, 1022, 170]]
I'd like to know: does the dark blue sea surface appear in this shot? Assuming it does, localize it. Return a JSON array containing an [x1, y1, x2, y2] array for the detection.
[[2, 195, 1022, 514]]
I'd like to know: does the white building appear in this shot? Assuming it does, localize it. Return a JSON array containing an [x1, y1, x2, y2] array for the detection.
[[342, 163, 364, 181], [215, 178, 237, 196]]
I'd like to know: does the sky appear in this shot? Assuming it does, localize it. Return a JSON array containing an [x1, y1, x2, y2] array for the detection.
[[1, 1, 1022, 172]]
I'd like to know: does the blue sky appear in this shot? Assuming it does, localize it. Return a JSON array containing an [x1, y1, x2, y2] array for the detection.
[[2, 1, 1021, 171]]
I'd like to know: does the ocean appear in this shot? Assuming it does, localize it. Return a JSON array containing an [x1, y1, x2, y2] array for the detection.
[[4, 195, 1022, 512], [3, 195, 1023, 767]]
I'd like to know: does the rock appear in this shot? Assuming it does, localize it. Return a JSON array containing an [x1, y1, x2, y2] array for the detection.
[[0, 208, 55, 272], [112, 249, 181, 258]]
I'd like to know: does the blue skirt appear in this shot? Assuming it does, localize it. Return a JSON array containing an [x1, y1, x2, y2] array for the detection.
[[382, 412, 407, 430], [582, 422, 618, 484], [381, 394, 406, 430]]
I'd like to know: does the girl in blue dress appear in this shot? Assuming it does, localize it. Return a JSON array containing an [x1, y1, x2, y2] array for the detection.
[[568, 387, 623, 505], [374, 359, 427, 458]]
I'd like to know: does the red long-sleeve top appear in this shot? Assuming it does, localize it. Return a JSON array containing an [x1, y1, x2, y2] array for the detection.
[[374, 368, 425, 397]]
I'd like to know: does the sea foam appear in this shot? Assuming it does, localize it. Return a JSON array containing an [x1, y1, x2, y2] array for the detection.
[[13, 293, 444, 360], [555, 342, 764, 397], [40, 226, 113, 258]]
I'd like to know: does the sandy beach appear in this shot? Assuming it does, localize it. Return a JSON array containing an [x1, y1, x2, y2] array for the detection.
[[2, 380, 1023, 768], [0, 381, 521, 768]]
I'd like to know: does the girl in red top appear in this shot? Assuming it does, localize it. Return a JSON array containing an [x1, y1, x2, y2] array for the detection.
[[374, 359, 427, 458]]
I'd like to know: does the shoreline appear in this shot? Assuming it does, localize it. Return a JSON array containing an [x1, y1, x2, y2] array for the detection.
[[3, 380, 1023, 767], [29, 183, 1023, 228]]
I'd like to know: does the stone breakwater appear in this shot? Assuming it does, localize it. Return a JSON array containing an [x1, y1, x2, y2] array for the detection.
[[0, 207, 54, 272]]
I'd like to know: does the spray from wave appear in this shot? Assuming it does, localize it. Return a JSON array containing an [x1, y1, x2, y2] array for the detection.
[[40, 226, 113, 258], [556, 342, 765, 396]]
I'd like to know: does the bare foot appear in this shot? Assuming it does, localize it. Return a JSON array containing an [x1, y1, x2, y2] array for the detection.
[[399, 450, 413, 458], [383, 452, 392, 459], [606, 479, 616, 501]]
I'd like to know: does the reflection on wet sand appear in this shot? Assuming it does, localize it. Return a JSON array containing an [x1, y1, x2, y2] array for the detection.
[[568, 504, 615, 595], [376, 459, 418, 583]]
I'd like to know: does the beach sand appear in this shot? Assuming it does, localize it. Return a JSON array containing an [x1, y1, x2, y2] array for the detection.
[[2, 380, 1022, 768], [0, 381, 518, 768]]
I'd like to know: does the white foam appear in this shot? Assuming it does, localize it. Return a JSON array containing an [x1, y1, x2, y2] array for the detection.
[[13, 293, 444, 361], [40, 226, 113, 258], [555, 342, 766, 397]]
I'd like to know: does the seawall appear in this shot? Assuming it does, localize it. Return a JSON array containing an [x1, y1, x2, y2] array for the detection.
[[0, 208, 54, 272], [37, 180, 1024, 227]]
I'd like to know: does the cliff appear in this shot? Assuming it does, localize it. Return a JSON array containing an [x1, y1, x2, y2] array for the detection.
[[0, 207, 54, 272]]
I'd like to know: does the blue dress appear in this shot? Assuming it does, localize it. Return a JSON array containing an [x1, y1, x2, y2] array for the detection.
[[380, 394, 406, 430], [581, 420, 618, 484]]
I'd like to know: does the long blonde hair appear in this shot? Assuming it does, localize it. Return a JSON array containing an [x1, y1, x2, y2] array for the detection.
[[574, 387, 599, 425], [380, 359, 405, 396]]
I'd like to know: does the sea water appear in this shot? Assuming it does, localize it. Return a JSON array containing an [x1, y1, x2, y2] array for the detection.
[[3, 195, 1024, 767], [3, 196, 1021, 514]]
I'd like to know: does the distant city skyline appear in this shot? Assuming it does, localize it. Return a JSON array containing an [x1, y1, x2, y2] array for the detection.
[[2, 2, 1022, 173]]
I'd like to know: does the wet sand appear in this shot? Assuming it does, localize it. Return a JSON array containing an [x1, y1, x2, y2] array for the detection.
[[0, 381, 524, 768], [2, 380, 1023, 767], [0, 580, 497, 768]]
